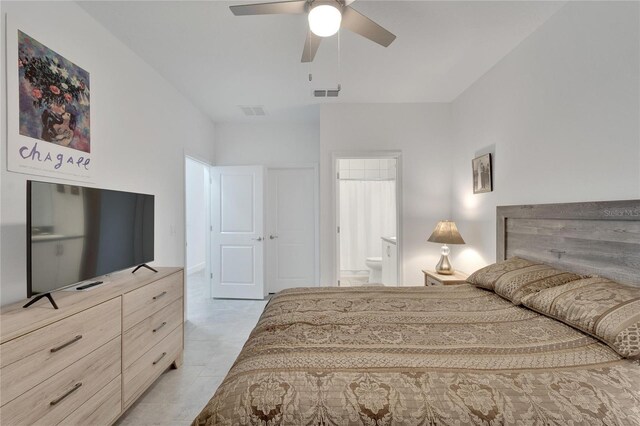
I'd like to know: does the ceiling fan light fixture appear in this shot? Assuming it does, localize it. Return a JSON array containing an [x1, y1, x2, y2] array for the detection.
[[308, 4, 342, 37]]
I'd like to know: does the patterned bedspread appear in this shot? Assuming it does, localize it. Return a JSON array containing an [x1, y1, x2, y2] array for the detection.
[[192, 285, 640, 425]]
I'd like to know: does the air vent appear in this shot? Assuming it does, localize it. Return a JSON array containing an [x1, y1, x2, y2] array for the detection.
[[238, 105, 266, 116], [314, 90, 327, 97]]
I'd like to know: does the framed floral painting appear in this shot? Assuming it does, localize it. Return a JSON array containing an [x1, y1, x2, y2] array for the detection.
[[19, 31, 90, 151], [7, 23, 93, 181]]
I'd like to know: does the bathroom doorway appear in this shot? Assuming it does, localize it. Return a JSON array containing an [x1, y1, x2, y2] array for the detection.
[[334, 153, 402, 286]]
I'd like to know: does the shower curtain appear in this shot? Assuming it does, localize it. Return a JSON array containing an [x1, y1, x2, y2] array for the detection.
[[339, 180, 396, 272]]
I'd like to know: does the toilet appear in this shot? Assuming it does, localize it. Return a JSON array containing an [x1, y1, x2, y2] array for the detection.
[[366, 257, 383, 283]]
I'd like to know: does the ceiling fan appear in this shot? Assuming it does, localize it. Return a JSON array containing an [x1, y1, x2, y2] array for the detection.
[[230, 0, 396, 62]]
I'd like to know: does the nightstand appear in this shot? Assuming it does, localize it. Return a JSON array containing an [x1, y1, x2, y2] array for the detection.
[[422, 269, 469, 286]]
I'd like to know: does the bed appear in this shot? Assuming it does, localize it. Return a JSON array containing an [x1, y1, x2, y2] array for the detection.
[[193, 200, 640, 425]]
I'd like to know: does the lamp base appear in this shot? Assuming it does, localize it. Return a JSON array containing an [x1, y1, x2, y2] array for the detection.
[[435, 254, 454, 275]]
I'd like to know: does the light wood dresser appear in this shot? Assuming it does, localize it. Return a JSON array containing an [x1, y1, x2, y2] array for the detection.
[[0, 267, 184, 425]]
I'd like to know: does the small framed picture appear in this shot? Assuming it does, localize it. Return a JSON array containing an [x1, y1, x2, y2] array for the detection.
[[472, 153, 493, 194]]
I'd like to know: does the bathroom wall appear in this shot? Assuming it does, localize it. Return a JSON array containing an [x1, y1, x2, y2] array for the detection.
[[338, 159, 397, 181]]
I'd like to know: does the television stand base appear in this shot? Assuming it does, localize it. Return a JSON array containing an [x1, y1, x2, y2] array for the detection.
[[23, 293, 59, 310], [75, 281, 104, 291], [132, 263, 158, 274]]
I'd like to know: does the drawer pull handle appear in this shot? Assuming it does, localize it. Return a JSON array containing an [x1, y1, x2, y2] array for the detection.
[[50, 382, 82, 406], [549, 249, 567, 259], [153, 291, 167, 300], [153, 322, 167, 333], [50, 335, 83, 353], [153, 352, 167, 365]]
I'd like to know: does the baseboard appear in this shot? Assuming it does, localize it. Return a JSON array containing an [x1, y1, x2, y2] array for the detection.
[[187, 262, 205, 275]]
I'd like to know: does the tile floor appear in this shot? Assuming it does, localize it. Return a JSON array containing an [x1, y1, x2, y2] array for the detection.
[[116, 270, 268, 426]]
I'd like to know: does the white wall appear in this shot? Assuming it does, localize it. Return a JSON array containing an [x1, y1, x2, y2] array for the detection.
[[185, 159, 208, 274], [450, 1, 640, 273], [214, 122, 319, 166], [0, 1, 215, 305], [320, 103, 452, 286]]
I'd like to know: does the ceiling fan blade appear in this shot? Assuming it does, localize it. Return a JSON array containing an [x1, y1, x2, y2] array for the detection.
[[301, 30, 322, 63], [230, 0, 307, 16], [343, 0, 357, 5], [341, 6, 396, 47]]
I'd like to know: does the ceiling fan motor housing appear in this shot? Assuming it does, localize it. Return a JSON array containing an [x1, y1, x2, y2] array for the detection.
[[309, 0, 344, 10]]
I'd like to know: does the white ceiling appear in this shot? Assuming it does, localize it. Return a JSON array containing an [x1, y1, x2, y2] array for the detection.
[[78, 1, 565, 122]]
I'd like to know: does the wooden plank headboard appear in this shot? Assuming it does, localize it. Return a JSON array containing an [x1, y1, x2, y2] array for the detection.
[[497, 200, 640, 287]]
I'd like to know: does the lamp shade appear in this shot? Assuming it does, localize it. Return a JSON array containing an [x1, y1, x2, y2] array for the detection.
[[427, 221, 465, 245]]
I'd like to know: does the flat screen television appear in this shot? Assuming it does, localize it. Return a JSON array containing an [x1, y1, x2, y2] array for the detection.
[[27, 180, 154, 298]]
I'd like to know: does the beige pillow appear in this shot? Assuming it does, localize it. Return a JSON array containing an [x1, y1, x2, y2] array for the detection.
[[494, 265, 582, 305], [466, 257, 538, 291], [522, 277, 640, 359]]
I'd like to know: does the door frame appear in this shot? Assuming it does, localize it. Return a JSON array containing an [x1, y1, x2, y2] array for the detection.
[[183, 154, 213, 315], [331, 151, 403, 286], [266, 163, 320, 291]]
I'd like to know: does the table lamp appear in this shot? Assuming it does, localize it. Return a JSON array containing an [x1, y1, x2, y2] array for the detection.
[[427, 220, 465, 275]]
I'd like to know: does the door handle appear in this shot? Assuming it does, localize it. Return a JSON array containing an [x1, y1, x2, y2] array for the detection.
[[269, 235, 278, 240], [252, 237, 263, 241]]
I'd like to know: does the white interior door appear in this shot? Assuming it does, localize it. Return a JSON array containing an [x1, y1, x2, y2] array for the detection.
[[267, 167, 317, 293], [211, 166, 264, 299]]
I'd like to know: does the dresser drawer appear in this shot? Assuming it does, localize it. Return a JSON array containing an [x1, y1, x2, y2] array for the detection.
[[123, 297, 183, 369], [60, 375, 121, 426], [123, 271, 183, 331], [0, 298, 121, 406], [0, 337, 121, 426], [123, 325, 183, 408]]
